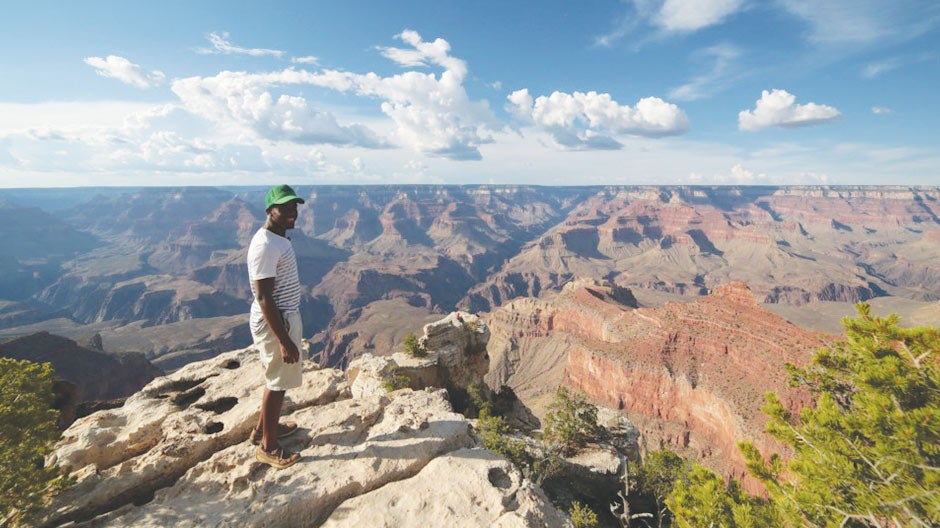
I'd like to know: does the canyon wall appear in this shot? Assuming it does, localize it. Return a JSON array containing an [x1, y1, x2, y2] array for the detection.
[[486, 280, 832, 491]]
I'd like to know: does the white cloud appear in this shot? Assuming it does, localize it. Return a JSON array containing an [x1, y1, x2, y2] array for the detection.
[[862, 58, 901, 78], [871, 106, 892, 115], [507, 89, 689, 148], [291, 56, 320, 65], [171, 72, 383, 148], [0, 101, 270, 177], [172, 31, 498, 160], [0, 101, 159, 134], [378, 29, 467, 78], [777, 0, 940, 45], [656, 0, 745, 32], [668, 43, 742, 101], [738, 89, 840, 131], [595, 0, 745, 45], [83, 55, 166, 89], [862, 53, 934, 79], [198, 32, 284, 58], [320, 30, 498, 160]]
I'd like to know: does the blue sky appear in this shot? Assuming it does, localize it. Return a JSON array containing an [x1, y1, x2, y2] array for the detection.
[[1, 0, 938, 187]]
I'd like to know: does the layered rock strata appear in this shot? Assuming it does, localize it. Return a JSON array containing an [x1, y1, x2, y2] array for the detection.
[[486, 280, 833, 491]]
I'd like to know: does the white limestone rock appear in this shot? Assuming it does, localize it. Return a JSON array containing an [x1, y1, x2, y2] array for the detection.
[[41, 348, 343, 527], [347, 312, 491, 402], [76, 389, 474, 528], [420, 311, 490, 390], [322, 448, 567, 528], [346, 352, 397, 399], [38, 315, 563, 528]]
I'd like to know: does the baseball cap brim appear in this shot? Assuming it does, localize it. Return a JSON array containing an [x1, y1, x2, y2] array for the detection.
[[270, 194, 304, 206]]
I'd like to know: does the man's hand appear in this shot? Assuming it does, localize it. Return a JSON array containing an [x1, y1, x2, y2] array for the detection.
[[254, 277, 300, 364], [280, 339, 300, 364]]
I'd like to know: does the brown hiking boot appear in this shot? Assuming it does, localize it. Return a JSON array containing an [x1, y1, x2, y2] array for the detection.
[[255, 444, 301, 469], [248, 421, 299, 445]]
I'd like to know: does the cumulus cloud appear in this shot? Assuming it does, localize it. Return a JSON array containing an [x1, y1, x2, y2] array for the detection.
[[198, 32, 284, 57], [507, 88, 690, 148], [378, 29, 467, 78], [871, 106, 892, 115], [738, 89, 840, 131], [83, 55, 166, 89], [171, 31, 498, 160], [171, 72, 383, 148], [356, 30, 494, 159]]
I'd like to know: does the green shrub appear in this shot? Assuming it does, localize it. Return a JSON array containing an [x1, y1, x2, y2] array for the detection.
[[465, 319, 480, 333], [530, 442, 564, 487], [667, 463, 779, 528], [614, 448, 689, 527], [466, 380, 491, 418], [542, 386, 600, 455], [569, 501, 599, 528], [380, 366, 410, 392], [477, 409, 532, 470], [0, 358, 72, 525], [402, 332, 426, 357]]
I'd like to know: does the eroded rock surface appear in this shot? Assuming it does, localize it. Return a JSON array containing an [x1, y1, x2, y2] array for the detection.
[[322, 448, 567, 528], [42, 314, 562, 527], [348, 311, 490, 409]]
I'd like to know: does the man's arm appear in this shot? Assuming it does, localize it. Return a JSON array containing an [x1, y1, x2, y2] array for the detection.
[[254, 277, 299, 364]]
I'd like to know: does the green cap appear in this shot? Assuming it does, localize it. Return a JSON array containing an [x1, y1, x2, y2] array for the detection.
[[264, 184, 305, 210]]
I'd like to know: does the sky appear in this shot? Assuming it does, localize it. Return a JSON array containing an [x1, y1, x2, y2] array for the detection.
[[1, 0, 938, 188]]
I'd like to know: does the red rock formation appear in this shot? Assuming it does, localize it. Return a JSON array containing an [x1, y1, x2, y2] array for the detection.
[[487, 280, 834, 492]]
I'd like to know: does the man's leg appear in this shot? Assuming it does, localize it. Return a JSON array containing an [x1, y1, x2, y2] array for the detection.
[[260, 387, 285, 452]]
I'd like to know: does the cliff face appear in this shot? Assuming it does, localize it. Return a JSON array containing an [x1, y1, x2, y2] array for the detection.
[[39, 314, 565, 528], [486, 280, 832, 491]]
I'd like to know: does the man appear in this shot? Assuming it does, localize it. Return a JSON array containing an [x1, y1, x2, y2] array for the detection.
[[247, 184, 305, 469]]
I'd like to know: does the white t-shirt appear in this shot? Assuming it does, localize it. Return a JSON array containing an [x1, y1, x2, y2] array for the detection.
[[247, 228, 302, 334]]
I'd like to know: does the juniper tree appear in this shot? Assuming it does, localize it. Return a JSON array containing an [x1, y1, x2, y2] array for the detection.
[[741, 304, 940, 527], [667, 463, 780, 528], [542, 386, 601, 455], [0, 358, 71, 525]]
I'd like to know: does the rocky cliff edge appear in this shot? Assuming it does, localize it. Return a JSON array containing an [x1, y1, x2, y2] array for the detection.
[[39, 313, 565, 528]]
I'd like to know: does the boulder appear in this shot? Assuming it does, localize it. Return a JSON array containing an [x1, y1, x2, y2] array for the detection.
[[347, 311, 491, 411]]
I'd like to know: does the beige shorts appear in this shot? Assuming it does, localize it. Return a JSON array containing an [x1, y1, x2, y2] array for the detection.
[[252, 311, 303, 391]]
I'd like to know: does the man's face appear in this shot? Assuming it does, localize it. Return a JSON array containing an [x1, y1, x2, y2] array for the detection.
[[268, 200, 299, 230]]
